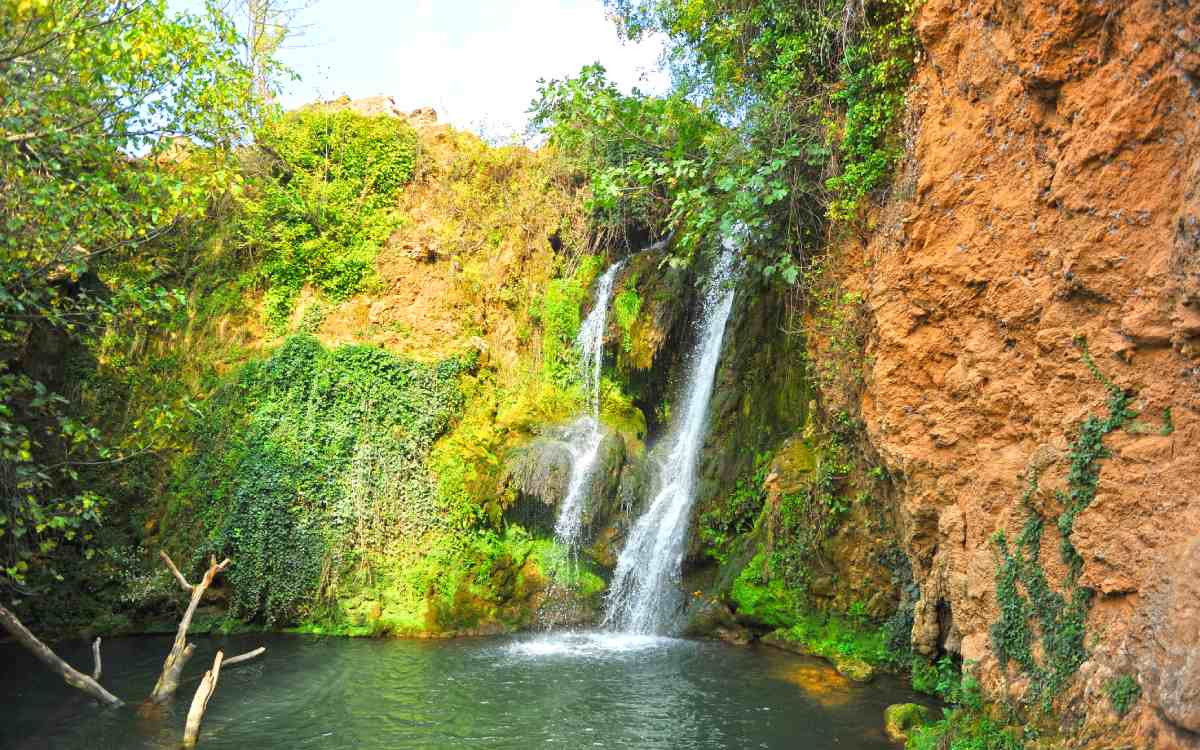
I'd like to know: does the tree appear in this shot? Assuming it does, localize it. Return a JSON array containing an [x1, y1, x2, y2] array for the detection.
[[0, 0, 261, 591]]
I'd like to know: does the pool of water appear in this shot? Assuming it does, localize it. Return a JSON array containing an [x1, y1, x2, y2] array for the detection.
[[0, 631, 929, 749]]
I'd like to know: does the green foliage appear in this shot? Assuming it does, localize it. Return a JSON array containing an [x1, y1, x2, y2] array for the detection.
[[1105, 675, 1141, 717], [169, 334, 468, 624], [0, 0, 261, 591], [990, 343, 1134, 709], [769, 420, 854, 596], [613, 279, 643, 353], [699, 453, 769, 564], [912, 656, 983, 710], [536, 255, 601, 386], [238, 108, 419, 328], [535, 1, 918, 282], [907, 710, 1024, 750], [529, 64, 724, 251], [825, 1, 918, 220]]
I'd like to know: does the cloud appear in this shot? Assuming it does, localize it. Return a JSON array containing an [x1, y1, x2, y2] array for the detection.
[[273, 0, 666, 138]]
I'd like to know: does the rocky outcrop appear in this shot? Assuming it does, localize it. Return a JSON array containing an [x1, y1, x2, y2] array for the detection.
[[501, 420, 626, 549], [819, 0, 1200, 744]]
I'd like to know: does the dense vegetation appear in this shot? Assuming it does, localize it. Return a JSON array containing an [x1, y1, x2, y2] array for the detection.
[[1, 0, 258, 595], [240, 109, 419, 328], [531, 0, 917, 280]]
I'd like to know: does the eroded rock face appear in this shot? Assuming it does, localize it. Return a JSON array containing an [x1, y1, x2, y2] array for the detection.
[[823, 0, 1200, 743], [1127, 536, 1200, 734], [501, 422, 626, 554]]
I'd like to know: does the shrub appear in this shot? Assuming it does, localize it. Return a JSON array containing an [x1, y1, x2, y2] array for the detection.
[[238, 109, 419, 328]]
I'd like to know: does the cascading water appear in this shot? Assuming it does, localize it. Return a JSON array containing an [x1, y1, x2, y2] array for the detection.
[[603, 241, 738, 635], [552, 258, 626, 552]]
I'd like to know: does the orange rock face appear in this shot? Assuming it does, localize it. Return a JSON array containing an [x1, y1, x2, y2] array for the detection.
[[831, 0, 1199, 743]]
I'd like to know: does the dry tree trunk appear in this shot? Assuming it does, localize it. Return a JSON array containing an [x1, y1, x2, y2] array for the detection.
[[147, 552, 230, 704], [0, 603, 123, 707], [179, 646, 266, 747], [91, 636, 103, 680], [181, 650, 222, 749]]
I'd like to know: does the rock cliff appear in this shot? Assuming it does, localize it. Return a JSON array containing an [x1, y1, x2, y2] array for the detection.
[[820, 1, 1200, 745]]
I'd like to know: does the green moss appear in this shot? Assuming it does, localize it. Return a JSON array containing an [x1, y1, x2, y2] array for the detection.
[[1105, 675, 1141, 717], [907, 709, 1024, 750], [700, 454, 769, 565], [537, 255, 602, 387], [775, 610, 894, 669], [731, 553, 802, 628], [613, 278, 642, 353]]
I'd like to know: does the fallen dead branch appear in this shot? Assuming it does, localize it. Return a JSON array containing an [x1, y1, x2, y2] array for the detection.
[[182, 650, 223, 749], [0, 603, 123, 707], [147, 552, 229, 705]]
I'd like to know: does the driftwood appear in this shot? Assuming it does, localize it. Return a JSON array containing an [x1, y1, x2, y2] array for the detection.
[[0, 603, 123, 707], [2, 552, 267, 748], [182, 650, 222, 749], [221, 646, 265, 668], [147, 552, 230, 704], [92, 636, 103, 680], [177, 646, 265, 748]]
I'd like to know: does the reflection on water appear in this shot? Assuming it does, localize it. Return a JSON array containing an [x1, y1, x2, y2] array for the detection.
[[0, 631, 929, 749]]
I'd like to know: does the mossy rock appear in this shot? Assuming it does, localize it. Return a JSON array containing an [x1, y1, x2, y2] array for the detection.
[[835, 655, 875, 683], [883, 703, 930, 743]]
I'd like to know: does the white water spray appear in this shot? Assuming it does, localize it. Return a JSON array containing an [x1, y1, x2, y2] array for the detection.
[[603, 241, 738, 634], [552, 259, 626, 551]]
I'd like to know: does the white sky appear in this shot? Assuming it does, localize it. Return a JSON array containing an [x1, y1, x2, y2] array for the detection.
[[177, 0, 669, 139]]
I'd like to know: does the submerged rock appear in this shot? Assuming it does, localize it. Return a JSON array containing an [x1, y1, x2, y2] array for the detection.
[[760, 630, 876, 683], [834, 656, 875, 684]]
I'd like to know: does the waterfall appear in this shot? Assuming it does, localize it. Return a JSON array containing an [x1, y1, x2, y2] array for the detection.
[[603, 241, 738, 635], [552, 258, 626, 551]]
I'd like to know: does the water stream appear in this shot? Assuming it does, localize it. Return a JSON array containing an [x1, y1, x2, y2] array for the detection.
[[604, 241, 738, 634], [0, 633, 927, 749], [551, 258, 625, 552]]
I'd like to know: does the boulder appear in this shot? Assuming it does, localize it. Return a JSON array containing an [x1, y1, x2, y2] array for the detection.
[[682, 596, 751, 645], [883, 703, 931, 743], [501, 419, 627, 543]]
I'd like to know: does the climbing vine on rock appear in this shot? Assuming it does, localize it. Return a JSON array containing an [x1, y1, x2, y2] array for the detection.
[[168, 334, 470, 624], [990, 342, 1135, 708]]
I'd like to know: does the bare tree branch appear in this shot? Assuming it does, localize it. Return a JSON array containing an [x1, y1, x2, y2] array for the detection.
[[91, 636, 102, 681], [147, 554, 231, 704], [182, 650, 223, 749], [221, 646, 266, 668], [0, 603, 123, 707], [159, 550, 194, 593]]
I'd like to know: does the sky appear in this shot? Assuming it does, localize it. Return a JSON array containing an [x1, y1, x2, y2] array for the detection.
[[176, 0, 669, 139]]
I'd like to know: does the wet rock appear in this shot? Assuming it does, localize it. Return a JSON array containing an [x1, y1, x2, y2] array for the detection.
[[759, 630, 875, 683], [501, 421, 627, 547], [884, 703, 931, 743], [502, 437, 573, 533], [682, 596, 751, 645]]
